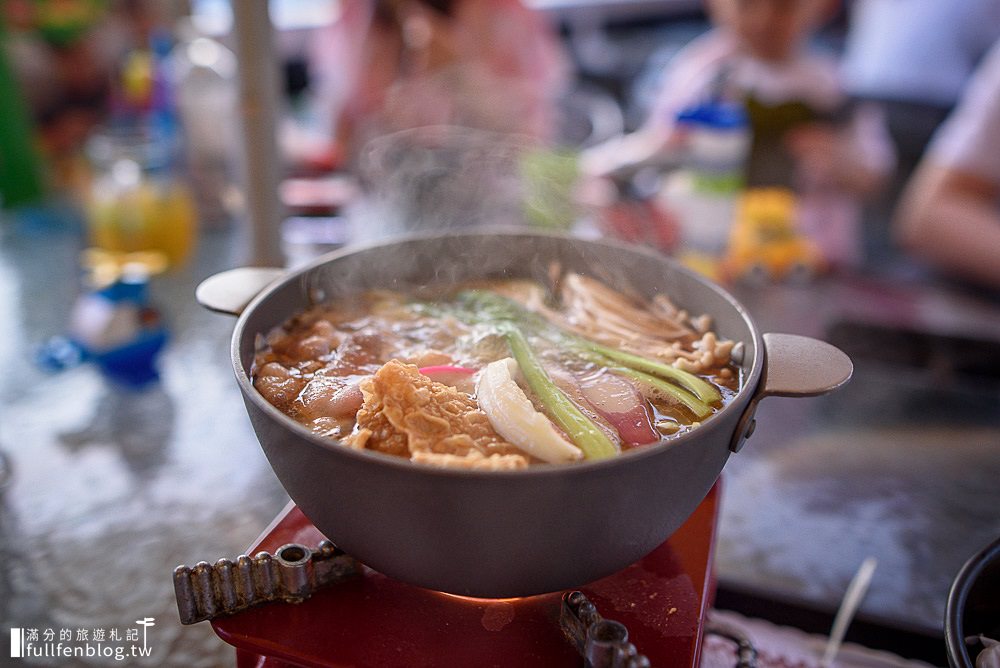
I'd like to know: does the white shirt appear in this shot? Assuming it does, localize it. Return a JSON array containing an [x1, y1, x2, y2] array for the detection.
[[842, 0, 1000, 106], [930, 39, 1000, 185]]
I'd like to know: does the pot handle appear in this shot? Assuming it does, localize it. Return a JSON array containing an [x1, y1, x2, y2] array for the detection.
[[196, 267, 286, 317], [759, 332, 853, 398], [729, 333, 852, 453]]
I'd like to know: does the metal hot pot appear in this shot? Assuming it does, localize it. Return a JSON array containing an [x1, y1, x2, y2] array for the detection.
[[197, 230, 852, 598]]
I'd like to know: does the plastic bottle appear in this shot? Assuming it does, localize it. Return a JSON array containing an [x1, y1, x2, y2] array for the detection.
[[656, 100, 750, 256], [168, 19, 240, 226], [85, 127, 197, 266]]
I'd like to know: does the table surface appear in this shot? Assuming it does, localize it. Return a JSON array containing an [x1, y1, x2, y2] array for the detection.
[[1, 210, 999, 667], [720, 272, 1000, 638]]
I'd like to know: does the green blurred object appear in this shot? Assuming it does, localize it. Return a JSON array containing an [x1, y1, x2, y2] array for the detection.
[[520, 148, 580, 230], [33, 0, 107, 47], [0, 19, 46, 209]]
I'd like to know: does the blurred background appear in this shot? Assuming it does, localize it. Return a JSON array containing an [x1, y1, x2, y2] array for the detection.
[[1, 0, 999, 666]]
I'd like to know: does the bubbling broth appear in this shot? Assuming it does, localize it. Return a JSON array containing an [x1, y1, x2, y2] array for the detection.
[[253, 272, 741, 470]]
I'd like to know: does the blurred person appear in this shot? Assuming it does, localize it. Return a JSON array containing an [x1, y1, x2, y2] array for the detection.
[[308, 0, 570, 169], [840, 0, 1000, 262], [893, 39, 1000, 290], [842, 0, 1000, 166], [581, 0, 893, 266], [584, 0, 891, 194]]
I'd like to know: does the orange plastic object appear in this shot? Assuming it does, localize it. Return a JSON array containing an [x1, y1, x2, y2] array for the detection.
[[724, 188, 825, 282]]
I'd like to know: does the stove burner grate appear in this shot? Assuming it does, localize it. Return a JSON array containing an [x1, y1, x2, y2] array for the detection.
[[561, 590, 651, 668], [173, 541, 359, 624], [174, 544, 653, 667]]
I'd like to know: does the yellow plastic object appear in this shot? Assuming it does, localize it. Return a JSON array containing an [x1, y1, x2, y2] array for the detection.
[[678, 251, 724, 283], [723, 188, 825, 282], [87, 176, 196, 267], [121, 50, 154, 108], [80, 248, 169, 289]]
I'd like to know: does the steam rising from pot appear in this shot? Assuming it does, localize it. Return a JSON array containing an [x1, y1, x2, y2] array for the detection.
[[348, 125, 577, 245]]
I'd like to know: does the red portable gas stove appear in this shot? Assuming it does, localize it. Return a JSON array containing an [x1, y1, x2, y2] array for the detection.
[[204, 483, 720, 668]]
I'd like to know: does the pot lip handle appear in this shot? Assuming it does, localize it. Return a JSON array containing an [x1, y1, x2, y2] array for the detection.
[[760, 332, 853, 398], [729, 332, 852, 453], [196, 267, 286, 317]]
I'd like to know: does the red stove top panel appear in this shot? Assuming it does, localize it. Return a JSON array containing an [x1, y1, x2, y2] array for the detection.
[[212, 483, 719, 668]]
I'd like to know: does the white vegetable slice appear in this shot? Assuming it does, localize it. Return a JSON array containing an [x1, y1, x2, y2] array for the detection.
[[477, 357, 583, 464]]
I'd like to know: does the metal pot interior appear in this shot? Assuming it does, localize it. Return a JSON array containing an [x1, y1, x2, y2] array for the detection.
[[232, 230, 763, 467]]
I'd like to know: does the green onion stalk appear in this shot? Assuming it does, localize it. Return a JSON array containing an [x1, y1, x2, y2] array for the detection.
[[504, 327, 618, 460], [453, 290, 719, 416]]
